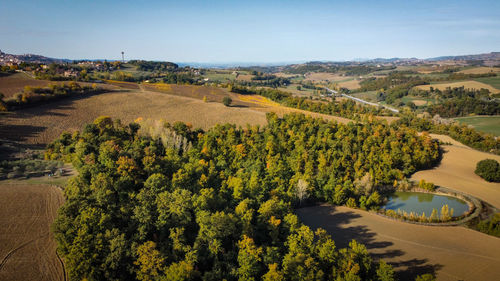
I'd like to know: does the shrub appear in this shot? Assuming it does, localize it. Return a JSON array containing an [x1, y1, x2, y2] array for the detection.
[[475, 159, 500, 182], [222, 96, 232, 106]]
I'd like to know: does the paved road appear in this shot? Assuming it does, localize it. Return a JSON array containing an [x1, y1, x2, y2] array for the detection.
[[325, 87, 399, 113]]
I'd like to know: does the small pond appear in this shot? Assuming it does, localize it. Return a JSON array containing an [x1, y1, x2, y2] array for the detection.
[[383, 191, 469, 217]]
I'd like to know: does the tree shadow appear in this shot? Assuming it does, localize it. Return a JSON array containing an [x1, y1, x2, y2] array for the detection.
[[296, 204, 442, 280], [392, 258, 443, 281], [0, 124, 47, 143]]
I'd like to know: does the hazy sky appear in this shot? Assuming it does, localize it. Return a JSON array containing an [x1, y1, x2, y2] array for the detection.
[[1, 0, 499, 62]]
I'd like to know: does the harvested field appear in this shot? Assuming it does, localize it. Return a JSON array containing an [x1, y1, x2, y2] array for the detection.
[[412, 134, 500, 209], [0, 73, 53, 98], [412, 99, 428, 106], [304, 73, 357, 82], [103, 80, 140, 90], [458, 67, 500, 74], [0, 90, 269, 145], [142, 83, 254, 107], [298, 204, 500, 281], [415, 81, 500, 94], [338, 79, 361, 90], [0, 184, 65, 281]]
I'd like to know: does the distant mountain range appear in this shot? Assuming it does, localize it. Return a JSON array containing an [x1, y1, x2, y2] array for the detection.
[[0, 49, 499, 67]]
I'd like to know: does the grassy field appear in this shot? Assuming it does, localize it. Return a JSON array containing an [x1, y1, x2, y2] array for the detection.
[[412, 133, 500, 209], [400, 96, 437, 107], [454, 116, 500, 136], [473, 76, 500, 90], [0, 183, 65, 281], [298, 204, 500, 281], [0, 72, 54, 98], [279, 84, 317, 97], [351, 91, 378, 102], [415, 80, 500, 94]]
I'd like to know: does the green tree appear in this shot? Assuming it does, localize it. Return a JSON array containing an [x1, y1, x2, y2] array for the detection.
[[223, 96, 232, 106], [475, 159, 500, 182]]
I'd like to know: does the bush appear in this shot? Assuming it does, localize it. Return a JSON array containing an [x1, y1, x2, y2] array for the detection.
[[222, 96, 232, 106], [475, 159, 500, 182]]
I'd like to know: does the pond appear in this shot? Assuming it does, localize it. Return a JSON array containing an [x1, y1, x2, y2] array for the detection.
[[383, 191, 469, 218]]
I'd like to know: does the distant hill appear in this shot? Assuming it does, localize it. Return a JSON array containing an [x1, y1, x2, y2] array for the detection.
[[0, 50, 70, 65], [427, 52, 500, 62]]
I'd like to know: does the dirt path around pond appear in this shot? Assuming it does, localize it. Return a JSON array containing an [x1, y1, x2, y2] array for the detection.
[[412, 134, 500, 209], [297, 204, 500, 281]]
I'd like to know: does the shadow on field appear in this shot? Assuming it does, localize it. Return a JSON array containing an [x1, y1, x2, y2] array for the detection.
[[296, 204, 442, 280], [0, 124, 47, 143]]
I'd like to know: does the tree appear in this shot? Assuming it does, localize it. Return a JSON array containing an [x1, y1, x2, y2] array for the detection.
[[376, 261, 395, 281], [134, 241, 165, 281], [295, 179, 309, 206], [223, 96, 232, 107], [415, 273, 436, 281], [475, 159, 500, 182], [237, 235, 263, 281]]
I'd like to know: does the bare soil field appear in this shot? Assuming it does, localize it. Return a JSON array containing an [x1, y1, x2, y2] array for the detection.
[[458, 67, 500, 74], [0, 90, 269, 145], [415, 81, 500, 94], [0, 184, 65, 281], [412, 99, 428, 106], [338, 79, 361, 90], [412, 135, 500, 209], [298, 204, 500, 281], [0, 73, 53, 98], [304, 73, 356, 82]]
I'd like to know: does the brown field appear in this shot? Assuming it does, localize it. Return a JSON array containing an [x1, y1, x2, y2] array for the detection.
[[458, 67, 500, 74], [0, 184, 65, 281], [338, 79, 361, 90], [304, 73, 357, 82], [415, 80, 500, 94], [104, 79, 140, 89], [298, 205, 500, 281], [0, 73, 53, 98], [0, 90, 268, 145], [412, 134, 500, 209], [235, 74, 254, 82], [412, 99, 428, 106]]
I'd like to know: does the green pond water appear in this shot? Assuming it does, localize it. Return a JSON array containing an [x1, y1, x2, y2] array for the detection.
[[383, 191, 469, 217]]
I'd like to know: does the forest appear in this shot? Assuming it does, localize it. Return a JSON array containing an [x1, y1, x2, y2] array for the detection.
[[46, 114, 440, 281]]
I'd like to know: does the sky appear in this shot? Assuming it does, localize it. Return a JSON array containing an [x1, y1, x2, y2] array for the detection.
[[1, 0, 499, 63]]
